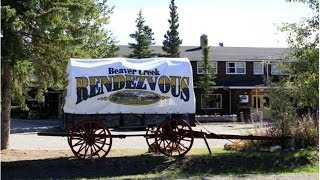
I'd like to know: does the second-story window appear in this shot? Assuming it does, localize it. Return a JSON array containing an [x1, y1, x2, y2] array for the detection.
[[271, 63, 288, 75], [226, 62, 246, 74], [253, 62, 264, 75], [197, 61, 217, 74]]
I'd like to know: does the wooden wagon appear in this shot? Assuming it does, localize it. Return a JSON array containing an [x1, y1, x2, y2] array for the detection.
[[39, 58, 288, 159]]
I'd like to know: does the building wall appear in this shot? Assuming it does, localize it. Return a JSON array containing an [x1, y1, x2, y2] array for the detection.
[[220, 61, 265, 86], [192, 61, 269, 86], [191, 60, 280, 116], [194, 88, 230, 115]]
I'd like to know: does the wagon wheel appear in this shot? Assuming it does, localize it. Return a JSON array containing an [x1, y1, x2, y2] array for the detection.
[[145, 125, 158, 153], [155, 119, 194, 157], [68, 120, 112, 159]]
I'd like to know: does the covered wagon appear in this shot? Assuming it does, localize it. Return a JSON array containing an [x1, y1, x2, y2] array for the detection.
[[38, 58, 290, 159], [62, 58, 197, 158]]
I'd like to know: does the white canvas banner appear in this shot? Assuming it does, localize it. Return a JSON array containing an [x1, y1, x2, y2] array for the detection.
[[63, 58, 195, 114]]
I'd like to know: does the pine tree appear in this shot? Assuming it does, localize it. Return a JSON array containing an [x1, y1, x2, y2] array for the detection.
[[197, 37, 216, 114], [1, 0, 118, 149], [129, 10, 155, 58], [162, 0, 182, 57]]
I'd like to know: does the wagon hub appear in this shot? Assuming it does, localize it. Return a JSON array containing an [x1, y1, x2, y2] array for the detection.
[[162, 132, 179, 142], [86, 137, 95, 146]]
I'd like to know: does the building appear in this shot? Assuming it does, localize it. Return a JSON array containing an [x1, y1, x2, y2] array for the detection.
[[119, 35, 290, 120]]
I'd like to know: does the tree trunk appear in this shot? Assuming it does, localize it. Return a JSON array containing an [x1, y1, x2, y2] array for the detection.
[[1, 63, 13, 150]]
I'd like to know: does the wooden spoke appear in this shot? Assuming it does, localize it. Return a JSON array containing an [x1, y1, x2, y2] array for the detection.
[[145, 125, 158, 153], [68, 120, 112, 159], [155, 118, 194, 157]]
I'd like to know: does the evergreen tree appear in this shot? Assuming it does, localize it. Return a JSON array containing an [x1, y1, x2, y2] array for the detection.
[[129, 10, 155, 58], [197, 37, 216, 114], [1, 0, 118, 149], [162, 0, 182, 57]]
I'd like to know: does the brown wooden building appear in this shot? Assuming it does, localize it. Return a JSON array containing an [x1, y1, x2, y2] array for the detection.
[[118, 35, 289, 120], [28, 35, 288, 121]]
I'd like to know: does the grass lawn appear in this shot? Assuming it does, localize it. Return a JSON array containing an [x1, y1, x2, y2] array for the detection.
[[105, 148, 318, 179], [2, 148, 318, 179]]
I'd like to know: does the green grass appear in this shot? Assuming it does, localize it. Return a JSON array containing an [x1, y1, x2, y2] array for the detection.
[[3, 148, 318, 179], [105, 148, 319, 179]]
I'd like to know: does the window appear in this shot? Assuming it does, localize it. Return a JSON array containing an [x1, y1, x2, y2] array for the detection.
[[201, 94, 222, 109], [226, 62, 246, 74], [253, 62, 264, 75], [270, 63, 288, 75], [197, 61, 217, 74], [270, 63, 280, 75]]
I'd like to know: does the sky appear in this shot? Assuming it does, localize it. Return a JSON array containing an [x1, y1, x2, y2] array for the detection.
[[106, 0, 313, 48]]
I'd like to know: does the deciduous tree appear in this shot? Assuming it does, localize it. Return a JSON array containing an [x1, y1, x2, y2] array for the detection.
[[266, 0, 319, 146], [274, 0, 319, 114]]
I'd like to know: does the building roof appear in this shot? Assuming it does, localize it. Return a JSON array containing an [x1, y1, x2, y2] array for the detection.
[[118, 45, 290, 62]]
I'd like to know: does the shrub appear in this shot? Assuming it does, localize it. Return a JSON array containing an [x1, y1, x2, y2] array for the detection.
[[291, 115, 319, 148], [225, 114, 319, 151]]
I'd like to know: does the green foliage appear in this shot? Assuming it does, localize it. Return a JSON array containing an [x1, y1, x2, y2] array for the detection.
[[262, 0, 319, 149], [197, 37, 216, 114], [281, 47, 319, 109], [278, 0, 319, 110], [267, 79, 297, 136], [1, 0, 118, 103], [12, 61, 35, 110], [162, 0, 182, 57], [129, 10, 155, 58], [1, 0, 118, 149]]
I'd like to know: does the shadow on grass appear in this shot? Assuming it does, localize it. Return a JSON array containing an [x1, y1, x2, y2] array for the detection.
[[2, 151, 318, 179], [175, 151, 318, 177]]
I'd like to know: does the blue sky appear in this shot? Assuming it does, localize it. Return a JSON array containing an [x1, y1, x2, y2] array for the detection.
[[106, 0, 313, 47]]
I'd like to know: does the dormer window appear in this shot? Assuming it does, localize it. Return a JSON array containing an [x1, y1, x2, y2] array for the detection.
[[226, 62, 246, 74]]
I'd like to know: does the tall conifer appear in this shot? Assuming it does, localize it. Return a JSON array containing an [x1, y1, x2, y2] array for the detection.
[[162, 0, 182, 57], [129, 10, 155, 58], [197, 37, 216, 114]]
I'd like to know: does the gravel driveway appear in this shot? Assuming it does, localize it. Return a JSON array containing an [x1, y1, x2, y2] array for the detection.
[[9, 118, 261, 150]]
